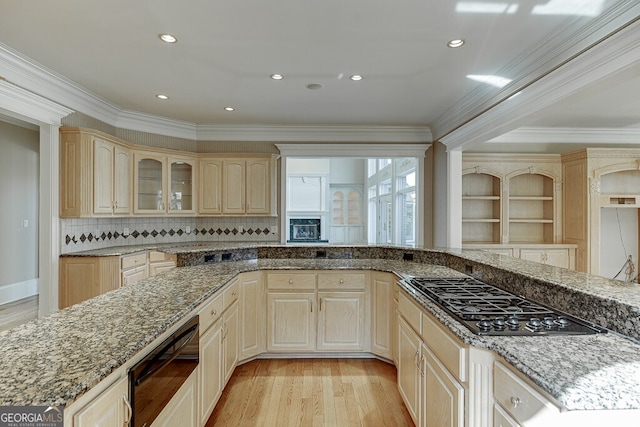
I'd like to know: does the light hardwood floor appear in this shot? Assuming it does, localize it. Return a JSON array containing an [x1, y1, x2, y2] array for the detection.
[[207, 358, 414, 427], [0, 295, 38, 332]]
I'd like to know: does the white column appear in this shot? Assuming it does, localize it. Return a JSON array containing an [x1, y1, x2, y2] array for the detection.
[[38, 124, 60, 315], [447, 150, 463, 248]]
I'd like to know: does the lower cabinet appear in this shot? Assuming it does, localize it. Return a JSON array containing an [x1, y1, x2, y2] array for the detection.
[[199, 318, 223, 426], [73, 376, 131, 427], [223, 301, 239, 383], [151, 369, 198, 427], [267, 292, 316, 352], [317, 291, 365, 351], [371, 271, 395, 359], [239, 271, 265, 361], [398, 316, 422, 424], [421, 344, 464, 427]]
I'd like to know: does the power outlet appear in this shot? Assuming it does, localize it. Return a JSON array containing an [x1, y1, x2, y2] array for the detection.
[[123, 227, 130, 237], [185, 226, 191, 234]]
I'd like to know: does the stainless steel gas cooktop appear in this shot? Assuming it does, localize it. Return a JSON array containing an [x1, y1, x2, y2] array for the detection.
[[403, 277, 607, 336]]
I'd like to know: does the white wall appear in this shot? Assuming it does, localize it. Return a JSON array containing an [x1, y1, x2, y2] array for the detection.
[[287, 158, 330, 174], [600, 208, 639, 281], [330, 159, 365, 184], [0, 120, 39, 304]]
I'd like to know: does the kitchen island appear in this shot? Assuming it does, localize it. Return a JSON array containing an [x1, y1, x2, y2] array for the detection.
[[2, 244, 639, 426]]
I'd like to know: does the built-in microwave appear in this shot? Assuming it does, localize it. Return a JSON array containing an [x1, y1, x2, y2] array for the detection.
[[128, 315, 199, 427]]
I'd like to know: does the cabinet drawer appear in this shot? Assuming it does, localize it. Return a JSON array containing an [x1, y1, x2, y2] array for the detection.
[[121, 265, 147, 286], [223, 279, 239, 310], [317, 272, 366, 290], [494, 362, 560, 426], [148, 251, 176, 263], [398, 291, 422, 335], [422, 311, 467, 382], [121, 252, 147, 270], [199, 295, 224, 334], [267, 273, 316, 290]]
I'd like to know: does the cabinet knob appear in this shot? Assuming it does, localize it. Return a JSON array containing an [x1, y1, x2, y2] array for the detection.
[[510, 396, 521, 408], [339, 279, 344, 284], [289, 279, 294, 284], [211, 309, 217, 316], [232, 291, 237, 297]]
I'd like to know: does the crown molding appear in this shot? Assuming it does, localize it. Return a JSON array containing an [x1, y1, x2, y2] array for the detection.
[[197, 124, 432, 143], [487, 126, 640, 144], [0, 79, 73, 125], [115, 109, 198, 140], [431, 0, 640, 142], [276, 143, 431, 158], [440, 15, 640, 151]]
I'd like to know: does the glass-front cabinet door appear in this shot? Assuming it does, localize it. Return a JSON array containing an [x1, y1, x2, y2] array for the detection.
[[169, 158, 195, 214], [135, 154, 166, 214]]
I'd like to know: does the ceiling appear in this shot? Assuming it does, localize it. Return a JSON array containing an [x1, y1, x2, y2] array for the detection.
[[0, 0, 639, 151]]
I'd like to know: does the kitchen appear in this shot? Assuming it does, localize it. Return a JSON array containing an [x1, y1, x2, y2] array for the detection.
[[1, 1, 640, 426]]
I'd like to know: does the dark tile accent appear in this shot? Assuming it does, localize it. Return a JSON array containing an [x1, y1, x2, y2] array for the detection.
[[224, 228, 230, 235], [65, 235, 71, 244], [151, 230, 158, 237], [113, 232, 120, 239], [80, 234, 87, 242], [177, 229, 184, 236], [168, 229, 175, 236], [141, 230, 149, 238], [232, 228, 238, 235], [131, 230, 140, 238], [160, 229, 167, 236]]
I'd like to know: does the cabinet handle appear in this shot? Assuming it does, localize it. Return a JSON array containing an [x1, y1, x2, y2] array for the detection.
[[211, 309, 217, 316], [420, 355, 425, 377], [510, 396, 521, 408], [232, 291, 237, 297], [319, 298, 323, 311], [414, 347, 420, 369], [310, 301, 313, 313], [122, 395, 132, 425]]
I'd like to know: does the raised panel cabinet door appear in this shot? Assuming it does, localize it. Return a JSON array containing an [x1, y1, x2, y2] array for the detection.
[[239, 272, 265, 361], [317, 291, 365, 351], [246, 159, 270, 214], [151, 370, 197, 427], [199, 321, 223, 425], [93, 138, 115, 214], [371, 272, 394, 358], [199, 159, 223, 214], [494, 405, 521, 427], [398, 316, 421, 425], [73, 376, 131, 427], [134, 152, 167, 214], [168, 157, 196, 214], [113, 145, 132, 214], [422, 345, 464, 427], [222, 159, 246, 214], [267, 292, 315, 352], [223, 302, 239, 384]]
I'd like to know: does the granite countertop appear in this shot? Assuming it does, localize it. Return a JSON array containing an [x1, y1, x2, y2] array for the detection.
[[2, 253, 640, 413]]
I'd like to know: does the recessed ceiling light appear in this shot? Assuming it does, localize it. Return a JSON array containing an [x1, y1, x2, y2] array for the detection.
[[447, 39, 465, 48], [270, 74, 284, 80], [224, 107, 235, 111], [158, 33, 178, 43], [156, 94, 169, 100], [350, 75, 363, 81]]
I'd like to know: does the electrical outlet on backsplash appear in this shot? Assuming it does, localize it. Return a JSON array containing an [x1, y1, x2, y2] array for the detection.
[[60, 217, 280, 254]]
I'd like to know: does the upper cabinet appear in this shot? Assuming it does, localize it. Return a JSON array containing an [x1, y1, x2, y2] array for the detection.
[[199, 155, 278, 216], [134, 151, 196, 215], [462, 154, 562, 245], [60, 128, 132, 217]]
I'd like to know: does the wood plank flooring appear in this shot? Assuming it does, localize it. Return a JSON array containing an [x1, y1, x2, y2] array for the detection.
[[0, 295, 38, 332], [206, 358, 414, 427]]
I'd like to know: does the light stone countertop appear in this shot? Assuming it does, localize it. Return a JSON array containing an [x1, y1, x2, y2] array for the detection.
[[4, 248, 640, 413]]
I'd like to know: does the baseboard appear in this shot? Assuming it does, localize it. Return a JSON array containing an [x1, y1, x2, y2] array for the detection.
[[0, 278, 39, 305]]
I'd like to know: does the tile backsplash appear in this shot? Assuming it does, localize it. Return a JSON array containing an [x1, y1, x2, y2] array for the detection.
[[61, 217, 279, 254]]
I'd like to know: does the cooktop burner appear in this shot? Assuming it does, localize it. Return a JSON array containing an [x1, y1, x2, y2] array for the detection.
[[404, 277, 606, 336]]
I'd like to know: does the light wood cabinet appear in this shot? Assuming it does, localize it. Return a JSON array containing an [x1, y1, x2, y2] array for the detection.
[[421, 344, 464, 427], [317, 291, 365, 351], [239, 272, 265, 361], [463, 154, 563, 245], [120, 252, 148, 287], [466, 244, 576, 269], [222, 157, 276, 215], [222, 301, 239, 383], [199, 319, 223, 426], [60, 128, 132, 217], [148, 251, 177, 276], [267, 292, 316, 352], [398, 315, 421, 424], [59, 256, 120, 308], [198, 159, 223, 214], [150, 369, 197, 427], [73, 376, 131, 427], [134, 151, 196, 215], [371, 271, 395, 359]]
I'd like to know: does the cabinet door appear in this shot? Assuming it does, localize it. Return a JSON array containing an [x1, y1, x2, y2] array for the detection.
[[121, 265, 147, 287], [74, 376, 131, 427], [93, 138, 115, 214], [222, 159, 246, 214], [113, 145, 132, 214], [422, 345, 464, 427], [494, 404, 521, 427], [246, 159, 270, 214], [398, 316, 421, 424], [199, 159, 223, 214], [317, 291, 365, 351], [371, 272, 394, 358], [199, 320, 223, 425], [135, 153, 166, 214], [168, 157, 196, 214], [267, 292, 315, 352], [148, 260, 176, 276], [239, 272, 265, 361], [151, 370, 197, 427], [223, 301, 239, 383]]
